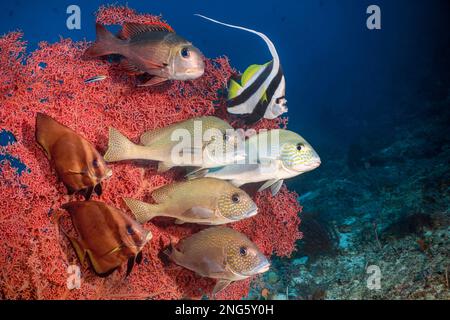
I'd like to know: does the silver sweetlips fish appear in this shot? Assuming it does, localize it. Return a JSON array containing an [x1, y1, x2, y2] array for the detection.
[[187, 129, 321, 195]]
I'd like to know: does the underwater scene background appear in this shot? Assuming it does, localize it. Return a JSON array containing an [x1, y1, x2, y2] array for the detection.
[[0, 0, 449, 299]]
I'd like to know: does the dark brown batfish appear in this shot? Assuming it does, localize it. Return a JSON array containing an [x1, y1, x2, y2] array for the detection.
[[35, 113, 112, 200], [83, 22, 205, 86], [61, 201, 152, 276]]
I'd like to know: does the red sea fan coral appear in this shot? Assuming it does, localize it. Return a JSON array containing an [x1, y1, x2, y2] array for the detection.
[[0, 6, 301, 300]]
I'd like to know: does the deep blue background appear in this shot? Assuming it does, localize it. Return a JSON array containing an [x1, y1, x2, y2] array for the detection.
[[1, 0, 449, 162]]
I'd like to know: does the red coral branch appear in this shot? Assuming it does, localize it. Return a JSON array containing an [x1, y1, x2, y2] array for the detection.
[[0, 6, 302, 300]]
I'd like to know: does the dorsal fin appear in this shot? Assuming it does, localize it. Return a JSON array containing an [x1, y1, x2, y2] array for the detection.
[[227, 78, 243, 100], [119, 22, 174, 39], [241, 64, 264, 86]]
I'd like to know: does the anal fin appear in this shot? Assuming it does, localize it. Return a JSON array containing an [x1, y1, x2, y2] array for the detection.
[[137, 75, 168, 87]]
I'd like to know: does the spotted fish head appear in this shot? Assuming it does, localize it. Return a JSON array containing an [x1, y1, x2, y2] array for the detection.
[[225, 237, 270, 277], [279, 131, 321, 173], [216, 185, 258, 221]]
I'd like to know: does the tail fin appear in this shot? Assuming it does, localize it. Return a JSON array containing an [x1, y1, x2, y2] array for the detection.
[[123, 198, 161, 224], [103, 127, 138, 162], [195, 14, 279, 64], [84, 23, 122, 58]]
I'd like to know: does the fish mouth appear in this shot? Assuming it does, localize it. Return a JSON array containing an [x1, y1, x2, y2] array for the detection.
[[308, 159, 321, 169], [256, 260, 271, 274], [183, 68, 204, 78], [245, 203, 258, 218], [294, 159, 321, 172]]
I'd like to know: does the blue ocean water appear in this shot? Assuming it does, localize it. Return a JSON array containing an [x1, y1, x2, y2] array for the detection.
[[1, 1, 448, 156], [1, 0, 449, 299]]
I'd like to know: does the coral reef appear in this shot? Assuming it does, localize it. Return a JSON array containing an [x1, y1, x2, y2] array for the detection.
[[249, 85, 450, 300], [0, 6, 301, 300], [295, 212, 338, 261]]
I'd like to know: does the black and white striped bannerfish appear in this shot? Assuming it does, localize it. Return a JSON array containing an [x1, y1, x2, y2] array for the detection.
[[195, 14, 287, 124]]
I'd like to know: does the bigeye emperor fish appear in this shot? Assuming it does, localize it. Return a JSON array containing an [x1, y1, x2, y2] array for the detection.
[[187, 129, 321, 196], [35, 113, 112, 200], [60, 201, 152, 277], [103, 116, 246, 172], [165, 227, 270, 296], [83, 22, 205, 87], [196, 14, 287, 124], [123, 178, 257, 225]]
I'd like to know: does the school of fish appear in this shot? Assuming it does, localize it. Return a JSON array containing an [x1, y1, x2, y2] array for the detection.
[[34, 13, 321, 297]]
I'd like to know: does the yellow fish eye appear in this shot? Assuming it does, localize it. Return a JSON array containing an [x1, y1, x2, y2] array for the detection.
[[231, 193, 240, 204], [296, 143, 304, 151]]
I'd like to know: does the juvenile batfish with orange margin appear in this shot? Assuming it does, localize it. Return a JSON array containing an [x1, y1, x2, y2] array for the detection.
[[83, 21, 205, 87], [103, 116, 246, 172], [165, 227, 270, 295], [60, 201, 152, 277], [35, 113, 112, 200], [124, 177, 257, 225]]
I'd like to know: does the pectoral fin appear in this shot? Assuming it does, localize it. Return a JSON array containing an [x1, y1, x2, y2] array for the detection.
[[182, 207, 215, 220], [174, 219, 185, 225], [135, 251, 143, 265], [270, 179, 283, 196], [126, 256, 135, 277], [157, 162, 174, 173], [119, 59, 144, 75], [137, 75, 167, 87], [212, 279, 232, 296], [83, 186, 94, 201], [67, 236, 88, 267], [94, 183, 103, 196], [185, 168, 209, 180], [258, 179, 279, 193]]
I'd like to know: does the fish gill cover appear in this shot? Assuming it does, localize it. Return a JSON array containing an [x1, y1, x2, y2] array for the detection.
[[0, 5, 301, 299]]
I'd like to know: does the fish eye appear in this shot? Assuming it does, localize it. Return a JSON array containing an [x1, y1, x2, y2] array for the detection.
[[276, 96, 286, 105], [223, 133, 230, 142], [231, 193, 240, 204], [92, 159, 100, 168], [239, 246, 248, 256], [126, 225, 134, 235], [181, 47, 190, 58], [296, 143, 304, 151]]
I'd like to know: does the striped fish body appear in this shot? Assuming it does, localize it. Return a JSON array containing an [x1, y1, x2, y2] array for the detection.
[[195, 15, 288, 124], [203, 130, 299, 186], [227, 61, 287, 124], [188, 129, 321, 195]]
